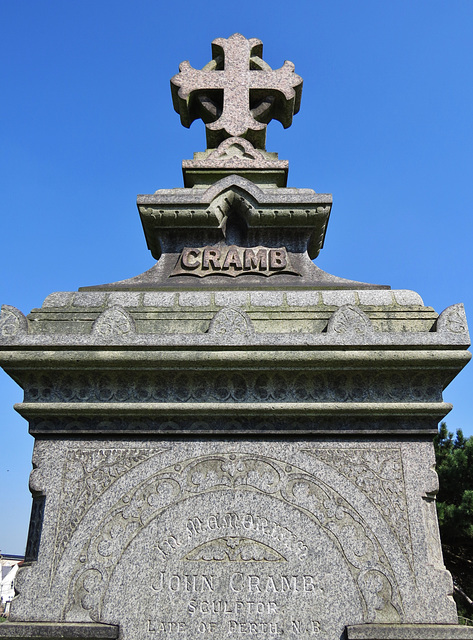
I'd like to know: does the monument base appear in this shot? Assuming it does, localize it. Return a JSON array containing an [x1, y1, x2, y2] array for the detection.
[[0, 623, 118, 640], [347, 624, 473, 640]]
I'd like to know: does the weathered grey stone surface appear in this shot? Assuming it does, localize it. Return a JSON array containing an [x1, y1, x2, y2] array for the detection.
[[171, 33, 302, 149], [0, 623, 118, 640], [6, 440, 463, 639], [1, 33, 472, 640], [182, 137, 289, 188], [347, 625, 473, 640]]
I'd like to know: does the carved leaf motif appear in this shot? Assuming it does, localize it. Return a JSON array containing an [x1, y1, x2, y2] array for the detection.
[[184, 537, 286, 562], [53, 448, 161, 577], [210, 137, 266, 161], [208, 307, 254, 337], [0, 304, 27, 337], [358, 570, 400, 623], [327, 305, 373, 335], [92, 306, 135, 337], [303, 448, 412, 567], [436, 303, 469, 334]]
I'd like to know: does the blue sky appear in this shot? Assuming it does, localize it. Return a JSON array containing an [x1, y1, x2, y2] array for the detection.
[[1, 1, 472, 554]]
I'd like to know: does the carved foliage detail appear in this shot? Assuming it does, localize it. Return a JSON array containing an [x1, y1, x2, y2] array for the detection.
[[327, 305, 373, 335], [436, 303, 469, 335], [92, 306, 135, 338], [0, 305, 27, 338], [52, 448, 160, 576], [184, 537, 285, 562], [208, 307, 254, 337], [23, 370, 443, 404], [303, 448, 412, 566], [64, 453, 403, 624]]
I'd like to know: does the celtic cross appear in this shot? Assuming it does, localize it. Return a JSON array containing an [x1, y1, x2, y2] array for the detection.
[[171, 33, 303, 149]]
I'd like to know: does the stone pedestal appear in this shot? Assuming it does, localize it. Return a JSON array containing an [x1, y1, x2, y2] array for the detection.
[[0, 281, 471, 640], [1, 31, 472, 640]]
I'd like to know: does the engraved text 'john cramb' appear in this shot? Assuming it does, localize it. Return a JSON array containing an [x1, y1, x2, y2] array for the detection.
[[171, 246, 300, 278]]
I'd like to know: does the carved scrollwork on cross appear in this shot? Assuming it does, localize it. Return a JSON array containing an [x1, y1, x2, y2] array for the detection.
[[171, 33, 302, 149]]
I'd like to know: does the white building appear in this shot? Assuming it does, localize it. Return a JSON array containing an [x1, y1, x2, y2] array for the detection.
[[1, 555, 23, 617]]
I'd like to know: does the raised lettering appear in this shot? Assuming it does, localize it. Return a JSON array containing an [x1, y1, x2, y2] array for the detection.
[[303, 575, 316, 592], [223, 247, 243, 270], [169, 575, 180, 591], [220, 512, 238, 529], [244, 248, 267, 270], [292, 620, 303, 634], [310, 620, 321, 634], [187, 517, 203, 538], [151, 571, 164, 592], [181, 248, 201, 269], [264, 576, 277, 592], [269, 249, 287, 269], [202, 248, 221, 270], [202, 575, 214, 592], [157, 535, 180, 558], [281, 575, 298, 593]]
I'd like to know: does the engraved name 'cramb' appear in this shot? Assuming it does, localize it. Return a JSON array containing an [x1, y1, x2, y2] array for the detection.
[[171, 246, 301, 278]]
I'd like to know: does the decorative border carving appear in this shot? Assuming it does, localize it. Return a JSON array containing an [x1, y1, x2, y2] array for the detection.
[[51, 448, 163, 579], [208, 307, 254, 337], [92, 307, 135, 338], [63, 453, 405, 625], [23, 370, 444, 404], [0, 304, 28, 338], [303, 448, 412, 567], [28, 415, 436, 436]]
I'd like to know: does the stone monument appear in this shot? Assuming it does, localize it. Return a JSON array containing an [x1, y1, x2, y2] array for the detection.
[[0, 33, 472, 640]]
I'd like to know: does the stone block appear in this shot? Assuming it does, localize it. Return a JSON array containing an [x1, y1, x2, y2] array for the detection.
[[286, 291, 320, 306], [107, 292, 141, 307], [214, 291, 249, 307], [0, 623, 118, 640], [347, 624, 473, 640], [6, 440, 462, 640], [143, 292, 176, 307], [394, 290, 424, 306], [250, 291, 284, 306], [358, 290, 394, 306], [178, 292, 212, 307], [42, 292, 74, 308], [321, 290, 357, 306], [72, 293, 106, 307]]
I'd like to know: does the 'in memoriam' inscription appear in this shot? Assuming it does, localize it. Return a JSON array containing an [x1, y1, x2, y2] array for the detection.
[[170, 245, 300, 278]]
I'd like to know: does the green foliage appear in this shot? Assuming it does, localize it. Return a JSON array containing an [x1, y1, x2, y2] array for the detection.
[[434, 422, 473, 544], [434, 423, 473, 620]]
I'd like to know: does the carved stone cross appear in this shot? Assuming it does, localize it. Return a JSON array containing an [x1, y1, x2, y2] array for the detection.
[[171, 33, 303, 149]]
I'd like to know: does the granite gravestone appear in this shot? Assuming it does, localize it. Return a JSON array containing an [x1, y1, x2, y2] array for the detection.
[[1, 33, 472, 640]]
